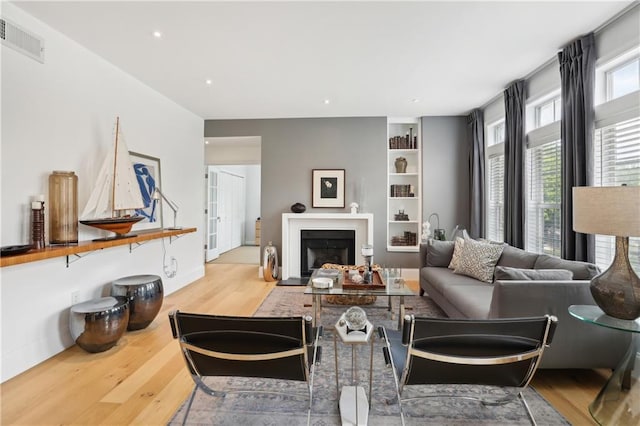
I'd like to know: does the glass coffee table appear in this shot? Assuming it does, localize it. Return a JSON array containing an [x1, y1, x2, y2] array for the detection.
[[304, 268, 415, 329]]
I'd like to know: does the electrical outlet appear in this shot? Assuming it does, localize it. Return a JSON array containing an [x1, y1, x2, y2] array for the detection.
[[71, 291, 80, 305]]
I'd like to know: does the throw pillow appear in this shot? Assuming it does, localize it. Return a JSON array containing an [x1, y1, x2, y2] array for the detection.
[[494, 266, 574, 281], [448, 237, 465, 270], [497, 245, 539, 269], [533, 254, 601, 280], [426, 239, 455, 267], [454, 238, 504, 283]]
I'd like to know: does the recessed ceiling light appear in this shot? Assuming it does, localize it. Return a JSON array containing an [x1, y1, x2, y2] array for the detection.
[[206, 79, 213, 85], [205, 140, 209, 145], [412, 98, 420, 103], [324, 99, 330, 104], [152, 31, 162, 39]]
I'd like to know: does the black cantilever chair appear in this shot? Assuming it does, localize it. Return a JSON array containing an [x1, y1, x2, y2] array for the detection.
[[169, 310, 322, 425], [380, 315, 557, 426]]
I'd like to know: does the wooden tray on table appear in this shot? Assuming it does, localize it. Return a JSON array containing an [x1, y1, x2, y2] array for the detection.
[[342, 270, 385, 290]]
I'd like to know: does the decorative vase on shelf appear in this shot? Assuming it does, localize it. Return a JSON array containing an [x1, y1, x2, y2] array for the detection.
[[263, 241, 279, 282], [291, 203, 306, 213], [49, 171, 78, 245], [395, 157, 407, 173]]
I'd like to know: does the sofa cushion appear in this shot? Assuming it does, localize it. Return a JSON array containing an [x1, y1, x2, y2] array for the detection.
[[534, 254, 601, 280], [442, 284, 493, 318], [497, 245, 539, 269], [448, 237, 465, 269], [426, 240, 455, 267], [494, 266, 574, 281], [454, 238, 504, 283], [422, 266, 484, 296]]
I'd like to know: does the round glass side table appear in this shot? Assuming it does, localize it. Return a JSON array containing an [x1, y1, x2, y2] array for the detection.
[[568, 305, 640, 425]]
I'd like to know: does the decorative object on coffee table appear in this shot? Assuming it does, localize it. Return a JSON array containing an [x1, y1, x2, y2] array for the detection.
[[361, 244, 374, 283], [290, 202, 306, 213], [312, 169, 345, 208], [573, 185, 640, 320], [263, 241, 279, 282]]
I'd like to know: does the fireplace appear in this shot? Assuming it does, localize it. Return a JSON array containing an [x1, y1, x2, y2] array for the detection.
[[280, 213, 373, 280], [300, 229, 355, 277]]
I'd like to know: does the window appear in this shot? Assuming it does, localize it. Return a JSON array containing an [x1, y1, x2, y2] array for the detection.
[[486, 119, 505, 241], [593, 117, 640, 272], [606, 57, 640, 101], [596, 48, 640, 105], [526, 139, 562, 256], [535, 97, 561, 128], [487, 120, 505, 147], [487, 155, 504, 242]]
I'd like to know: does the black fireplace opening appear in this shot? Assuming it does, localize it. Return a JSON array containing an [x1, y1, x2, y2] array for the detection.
[[300, 229, 356, 277]]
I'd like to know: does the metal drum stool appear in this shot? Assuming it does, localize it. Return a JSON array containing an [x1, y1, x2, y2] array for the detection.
[[111, 274, 164, 331], [69, 296, 129, 353]]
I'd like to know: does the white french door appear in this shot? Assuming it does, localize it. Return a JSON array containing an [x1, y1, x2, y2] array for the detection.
[[210, 168, 245, 255], [205, 167, 219, 261]]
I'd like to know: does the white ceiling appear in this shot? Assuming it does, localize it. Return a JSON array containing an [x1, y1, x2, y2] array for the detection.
[[12, 1, 635, 120]]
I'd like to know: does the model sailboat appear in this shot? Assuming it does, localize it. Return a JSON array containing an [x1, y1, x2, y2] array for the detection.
[[80, 117, 144, 238]]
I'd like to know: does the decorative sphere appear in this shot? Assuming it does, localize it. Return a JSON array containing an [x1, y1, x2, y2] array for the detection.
[[344, 306, 367, 330], [291, 203, 306, 213]]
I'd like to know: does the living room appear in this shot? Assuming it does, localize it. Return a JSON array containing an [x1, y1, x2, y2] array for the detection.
[[2, 1, 639, 425]]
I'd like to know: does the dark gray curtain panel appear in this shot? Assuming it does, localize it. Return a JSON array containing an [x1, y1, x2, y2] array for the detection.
[[468, 109, 485, 239], [558, 33, 595, 262], [503, 80, 526, 249]]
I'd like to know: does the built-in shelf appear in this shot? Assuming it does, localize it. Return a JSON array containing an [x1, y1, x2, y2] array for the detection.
[[0, 227, 197, 268], [387, 117, 422, 252]]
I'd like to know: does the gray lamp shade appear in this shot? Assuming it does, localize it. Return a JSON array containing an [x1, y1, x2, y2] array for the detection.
[[572, 186, 640, 237]]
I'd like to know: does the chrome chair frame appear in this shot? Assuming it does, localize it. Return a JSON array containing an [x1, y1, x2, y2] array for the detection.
[[169, 311, 322, 426], [380, 315, 557, 426]]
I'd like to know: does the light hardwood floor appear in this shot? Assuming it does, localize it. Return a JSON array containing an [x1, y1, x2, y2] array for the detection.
[[1, 263, 604, 425]]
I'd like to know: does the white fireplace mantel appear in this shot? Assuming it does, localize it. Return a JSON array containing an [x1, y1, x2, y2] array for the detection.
[[281, 213, 374, 279]]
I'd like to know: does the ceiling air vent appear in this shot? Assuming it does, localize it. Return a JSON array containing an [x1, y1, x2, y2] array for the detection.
[[0, 17, 45, 63]]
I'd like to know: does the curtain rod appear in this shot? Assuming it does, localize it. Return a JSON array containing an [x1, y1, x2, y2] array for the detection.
[[478, 1, 639, 111]]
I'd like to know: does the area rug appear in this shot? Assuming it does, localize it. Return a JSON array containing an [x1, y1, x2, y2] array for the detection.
[[169, 287, 569, 425]]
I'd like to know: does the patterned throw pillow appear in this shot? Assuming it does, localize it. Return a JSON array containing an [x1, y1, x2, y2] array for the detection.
[[448, 237, 465, 270], [454, 238, 505, 283]]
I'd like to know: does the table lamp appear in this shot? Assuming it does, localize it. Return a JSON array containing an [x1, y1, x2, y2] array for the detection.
[[153, 187, 181, 230], [573, 186, 640, 320]]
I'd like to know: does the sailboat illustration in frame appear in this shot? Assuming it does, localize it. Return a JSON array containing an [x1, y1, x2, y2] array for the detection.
[[80, 117, 144, 240]]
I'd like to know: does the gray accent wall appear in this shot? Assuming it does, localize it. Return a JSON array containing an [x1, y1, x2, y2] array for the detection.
[[422, 116, 470, 242], [205, 116, 468, 271]]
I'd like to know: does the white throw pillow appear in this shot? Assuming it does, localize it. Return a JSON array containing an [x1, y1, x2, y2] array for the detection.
[[454, 238, 505, 283], [448, 237, 465, 270]]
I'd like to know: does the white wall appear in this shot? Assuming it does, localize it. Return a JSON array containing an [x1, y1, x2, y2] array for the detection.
[[0, 4, 205, 382]]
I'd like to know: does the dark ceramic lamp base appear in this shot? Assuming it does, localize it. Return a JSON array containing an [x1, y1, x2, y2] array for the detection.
[[590, 236, 640, 320]]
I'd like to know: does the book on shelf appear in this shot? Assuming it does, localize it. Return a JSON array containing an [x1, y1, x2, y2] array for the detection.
[[388, 127, 417, 149], [390, 184, 415, 197]]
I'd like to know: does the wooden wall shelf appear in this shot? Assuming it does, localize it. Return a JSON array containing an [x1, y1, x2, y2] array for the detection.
[[0, 227, 197, 268]]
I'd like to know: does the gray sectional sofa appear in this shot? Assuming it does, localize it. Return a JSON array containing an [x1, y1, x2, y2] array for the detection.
[[419, 240, 630, 369]]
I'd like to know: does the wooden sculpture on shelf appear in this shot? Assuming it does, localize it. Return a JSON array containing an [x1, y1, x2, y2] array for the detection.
[[80, 117, 144, 239]]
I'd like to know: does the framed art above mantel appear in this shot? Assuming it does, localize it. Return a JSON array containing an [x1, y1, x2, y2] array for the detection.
[[312, 169, 345, 208]]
